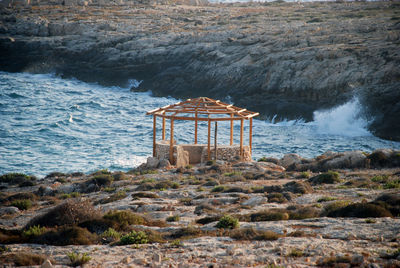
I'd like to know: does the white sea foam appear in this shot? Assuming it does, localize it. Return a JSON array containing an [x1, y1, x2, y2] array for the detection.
[[312, 98, 371, 137], [113, 155, 148, 168]]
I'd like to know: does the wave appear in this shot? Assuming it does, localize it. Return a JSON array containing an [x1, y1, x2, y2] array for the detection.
[[312, 98, 371, 137]]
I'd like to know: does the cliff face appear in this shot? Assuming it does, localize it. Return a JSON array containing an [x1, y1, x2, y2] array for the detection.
[[0, 1, 399, 140]]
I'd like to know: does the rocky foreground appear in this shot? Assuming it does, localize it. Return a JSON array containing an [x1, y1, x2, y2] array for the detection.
[[0, 0, 400, 140], [0, 149, 399, 267]]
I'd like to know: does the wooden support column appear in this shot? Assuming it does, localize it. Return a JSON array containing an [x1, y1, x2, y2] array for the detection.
[[169, 119, 174, 164], [207, 118, 211, 160], [240, 118, 244, 159], [230, 114, 233, 146], [194, 110, 198, 144], [153, 115, 156, 157], [162, 115, 166, 140], [214, 122, 218, 160], [249, 118, 253, 156]]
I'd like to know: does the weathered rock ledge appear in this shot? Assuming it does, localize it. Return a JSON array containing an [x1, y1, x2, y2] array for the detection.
[[0, 149, 399, 267], [0, 0, 399, 140]]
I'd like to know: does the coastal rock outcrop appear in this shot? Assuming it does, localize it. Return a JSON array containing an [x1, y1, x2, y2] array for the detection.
[[0, 1, 399, 140]]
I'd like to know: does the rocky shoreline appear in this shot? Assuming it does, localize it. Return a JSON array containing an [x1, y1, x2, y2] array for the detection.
[[0, 149, 399, 267], [0, 0, 399, 140]]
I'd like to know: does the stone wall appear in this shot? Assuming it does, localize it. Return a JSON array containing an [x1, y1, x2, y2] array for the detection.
[[155, 141, 251, 165]]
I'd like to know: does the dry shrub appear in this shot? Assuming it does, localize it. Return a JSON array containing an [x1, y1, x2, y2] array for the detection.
[[132, 192, 159, 199], [327, 203, 392, 218], [170, 226, 205, 240], [230, 228, 280, 241], [32, 226, 98, 245], [196, 216, 221, 225], [27, 199, 101, 228], [250, 210, 289, 222], [0, 252, 49, 266]]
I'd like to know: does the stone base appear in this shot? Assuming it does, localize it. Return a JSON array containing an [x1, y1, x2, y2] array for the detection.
[[155, 140, 251, 167]]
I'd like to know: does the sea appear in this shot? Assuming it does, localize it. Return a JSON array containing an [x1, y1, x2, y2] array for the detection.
[[1, 71, 399, 178]]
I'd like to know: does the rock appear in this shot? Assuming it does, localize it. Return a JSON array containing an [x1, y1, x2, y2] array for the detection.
[[242, 196, 266, 207], [122, 256, 131, 264], [36, 186, 55, 196], [0, 206, 20, 216], [256, 162, 286, 172], [57, 184, 75, 194], [41, 259, 53, 268], [158, 159, 171, 168], [279, 154, 302, 168], [146, 157, 159, 169], [323, 151, 367, 170], [351, 255, 364, 266], [175, 146, 189, 168], [153, 253, 162, 263]]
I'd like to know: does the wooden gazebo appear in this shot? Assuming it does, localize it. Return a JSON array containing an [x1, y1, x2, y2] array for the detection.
[[146, 97, 259, 165]]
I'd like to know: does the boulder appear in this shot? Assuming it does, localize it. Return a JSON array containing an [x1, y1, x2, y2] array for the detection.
[[279, 154, 302, 168], [241, 196, 266, 207], [0, 206, 20, 216], [146, 157, 159, 169], [322, 151, 366, 170], [158, 159, 171, 169]]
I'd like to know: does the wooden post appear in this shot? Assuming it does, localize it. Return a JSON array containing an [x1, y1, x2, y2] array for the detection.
[[153, 115, 156, 157], [214, 122, 218, 160], [169, 119, 174, 164], [230, 114, 233, 146], [240, 118, 244, 159], [207, 118, 211, 161], [249, 118, 253, 156], [194, 110, 198, 144], [162, 115, 166, 140]]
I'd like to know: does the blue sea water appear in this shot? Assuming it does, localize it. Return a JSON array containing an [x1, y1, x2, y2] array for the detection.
[[1, 71, 399, 177]]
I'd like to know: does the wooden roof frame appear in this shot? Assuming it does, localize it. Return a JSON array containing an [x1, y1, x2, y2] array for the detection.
[[146, 97, 259, 164]]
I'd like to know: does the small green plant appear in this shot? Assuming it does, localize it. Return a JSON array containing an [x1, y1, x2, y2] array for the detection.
[[166, 215, 180, 222], [103, 187, 116, 192], [185, 164, 193, 169], [140, 169, 158, 175], [101, 228, 121, 239], [171, 182, 180, 189], [67, 251, 92, 267], [288, 248, 304, 257], [23, 225, 47, 237], [384, 179, 400, 189], [317, 196, 337, 202], [216, 215, 239, 229], [257, 157, 268, 162], [10, 199, 32, 210], [169, 239, 183, 248], [60, 192, 81, 199], [211, 185, 226, 192], [365, 218, 377, 224], [371, 175, 389, 183], [299, 171, 311, 179], [119, 231, 149, 245], [224, 171, 242, 177]]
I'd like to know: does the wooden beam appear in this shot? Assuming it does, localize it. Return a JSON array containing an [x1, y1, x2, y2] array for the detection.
[[214, 121, 218, 160], [249, 117, 253, 156], [240, 119, 244, 160], [230, 114, 233, 146], [194, 110, 198, 144], [153, 115, 157, 157], [169, 119, 174, 165], [207, 118, 211, 161], [162, 114, 165, 140]]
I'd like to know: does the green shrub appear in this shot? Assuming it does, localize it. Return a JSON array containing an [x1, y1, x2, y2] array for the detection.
[[60, 192, 81, 199], [89, 174, 113, 187], [67, 251, 92, 267], [371, 175, 389, 183], [166, 215, 180, 222], [267, 192, 287, 203], [169, 239, 183, 248], [10, 199, 32, 210], [101, 228, 121, 240], [216, 215, 239, 229], [384, 179, 400, 189], [23, 225, 47, 237], [119, 231, 148, 245], [299, 171, 311, 179], [308, 171, 340, 185], [224, 171, 242, 177], [0, 173, 36, 185]]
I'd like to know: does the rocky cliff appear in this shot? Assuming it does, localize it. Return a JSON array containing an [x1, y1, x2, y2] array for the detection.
[[0, 0, 399, 140]]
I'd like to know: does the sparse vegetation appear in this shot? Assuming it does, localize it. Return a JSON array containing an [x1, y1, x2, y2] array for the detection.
[[22, 225, 47, 237], [166, 215, 180, 222], [216, 215, 239, 229], [67, 251, 92, 267], [309, 171, 340, 185], [119, 231, 149, 245], [10, 199, 32, 210], [230, 228, 280, 241]]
